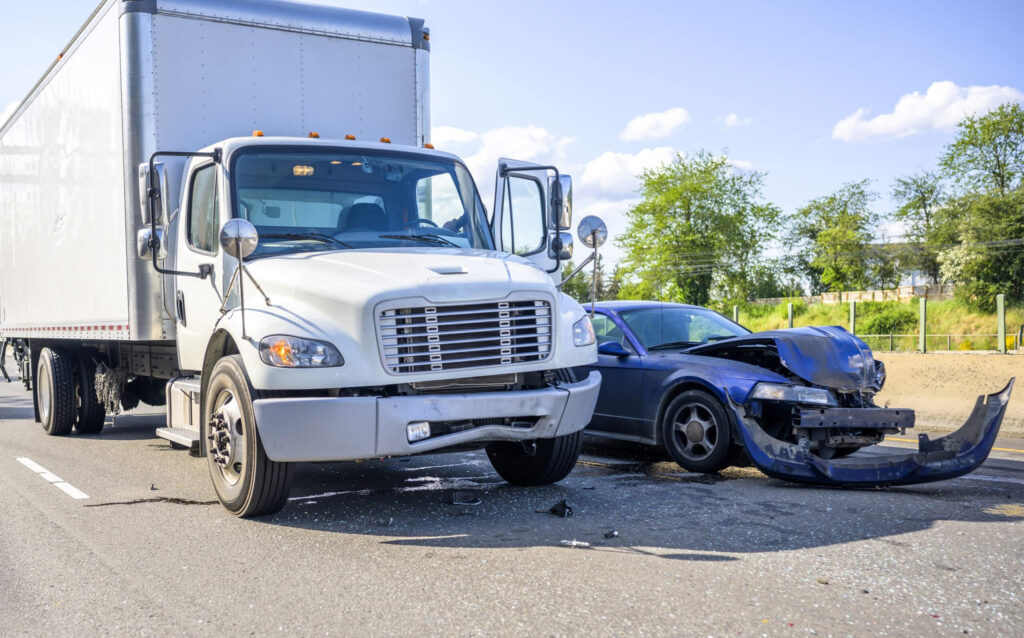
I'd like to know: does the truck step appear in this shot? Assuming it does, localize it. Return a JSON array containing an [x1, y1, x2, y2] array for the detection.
[[156, 426, 200, 455]]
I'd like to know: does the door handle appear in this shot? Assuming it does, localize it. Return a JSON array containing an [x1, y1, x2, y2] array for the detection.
[[176, 290, 187, 326]]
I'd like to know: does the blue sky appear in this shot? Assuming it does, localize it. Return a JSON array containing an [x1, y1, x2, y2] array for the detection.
[[2, 0, 1023, 263]]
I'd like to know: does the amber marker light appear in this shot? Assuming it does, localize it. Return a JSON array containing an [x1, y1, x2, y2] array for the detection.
[[345, 134, 356, 140], [424, 143, 435, 149], [253, 130, 265, 137], [379, 137, 391, 144], [292, 165, 315, 177], [269, 338, 295, 366], [308, 132, 320, 138]]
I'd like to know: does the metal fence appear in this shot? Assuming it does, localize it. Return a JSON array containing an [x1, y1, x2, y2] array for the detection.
[[859, 334, 1021, 353]]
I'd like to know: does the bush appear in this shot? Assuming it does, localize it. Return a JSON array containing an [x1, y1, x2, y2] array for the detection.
[[859, 304, 918, 334]]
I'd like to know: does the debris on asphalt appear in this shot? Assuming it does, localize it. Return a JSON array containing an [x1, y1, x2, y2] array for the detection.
[[559, 539, 591, 549], [536, 499, 574, 518], [150, 483, 157, 491], [816, 579, 829, 585], [603, 530, 619, 539], [446, 490, 482, 506]]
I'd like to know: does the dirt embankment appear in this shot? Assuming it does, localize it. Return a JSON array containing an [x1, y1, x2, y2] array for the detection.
[[874, 352, 1022, 436]]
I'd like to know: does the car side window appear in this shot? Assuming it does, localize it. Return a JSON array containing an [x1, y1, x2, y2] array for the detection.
[[188, 164, 218, 253], [592, 314, 632, 350]]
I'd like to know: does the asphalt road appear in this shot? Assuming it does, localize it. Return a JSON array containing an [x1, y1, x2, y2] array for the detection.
[[2, 375, 1023, 636]]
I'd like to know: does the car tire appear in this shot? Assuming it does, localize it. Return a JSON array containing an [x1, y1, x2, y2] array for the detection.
[[74, 355, 106, 435], [661, 389, 736, 474], [36, 347, 77, 436], [203, 355, 293, 517], [485, 369, 584, 486]]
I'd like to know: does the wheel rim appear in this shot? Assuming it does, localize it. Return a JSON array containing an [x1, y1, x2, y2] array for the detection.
[[672, 402, 719, 461], [208, 388, 246, 487], [38, 364, 52, 424]]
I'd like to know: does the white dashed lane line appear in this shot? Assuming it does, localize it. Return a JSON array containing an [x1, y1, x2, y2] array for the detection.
[[16, 457, 90, 499]]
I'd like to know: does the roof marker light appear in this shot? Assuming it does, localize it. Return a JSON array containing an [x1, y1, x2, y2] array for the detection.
[[253, 130, 264, 137], [423, 143, 435, 149], [380, 137, 391, 144], [345, 134, 356, 140], [308, 132, 320, 138]]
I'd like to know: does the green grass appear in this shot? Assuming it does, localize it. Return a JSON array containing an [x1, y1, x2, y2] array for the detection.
[[737, 299, 1024, 351]]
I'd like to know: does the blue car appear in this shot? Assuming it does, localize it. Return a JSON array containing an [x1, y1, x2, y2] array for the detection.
[[575, 301, 1014, 486]]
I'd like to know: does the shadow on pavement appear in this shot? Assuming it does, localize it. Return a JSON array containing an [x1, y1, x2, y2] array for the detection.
[[251, 440, 1024, 559]]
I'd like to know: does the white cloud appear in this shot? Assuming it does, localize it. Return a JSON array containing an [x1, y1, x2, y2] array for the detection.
[[619, 107, 690, 141], [1, 101, 19, 128], [581, 147, 676, 199], [832, 81, 1024, 142], [451, 125, 573, 198], [722, 113, 752, 128], [728, 158, 755, 172], [431, 125, 478, 147]]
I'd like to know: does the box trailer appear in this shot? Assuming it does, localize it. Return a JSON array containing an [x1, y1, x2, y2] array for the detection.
[[0, 0, 604, 517]]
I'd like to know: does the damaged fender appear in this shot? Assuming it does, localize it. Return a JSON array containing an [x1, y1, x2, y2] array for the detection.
[[727, 378, 1015, 487]]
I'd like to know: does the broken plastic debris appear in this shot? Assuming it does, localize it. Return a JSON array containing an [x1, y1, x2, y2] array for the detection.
[[536, 499, 573, 518], [559, 539, 591, 549], [603, 530, 619, 539], [446, 490, 482, 506]]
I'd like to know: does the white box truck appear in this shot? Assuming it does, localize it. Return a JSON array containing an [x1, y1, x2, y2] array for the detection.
[[0, 0, 604, 516]]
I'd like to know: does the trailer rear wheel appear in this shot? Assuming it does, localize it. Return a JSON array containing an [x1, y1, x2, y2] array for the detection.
[[36, 348, 76, 436], [203, 355, 292, 517], [73, 356, 106, 434]]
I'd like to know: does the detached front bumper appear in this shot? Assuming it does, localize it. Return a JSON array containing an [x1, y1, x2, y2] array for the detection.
[[730, 379, 1014, 487], [251, 372, 602, 462]]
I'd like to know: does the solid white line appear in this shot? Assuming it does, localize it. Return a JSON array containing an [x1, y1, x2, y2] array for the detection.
[[15, 457, 90, 500]]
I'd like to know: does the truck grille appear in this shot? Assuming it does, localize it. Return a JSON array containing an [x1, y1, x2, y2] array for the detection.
[[378, 300, 552, 374]]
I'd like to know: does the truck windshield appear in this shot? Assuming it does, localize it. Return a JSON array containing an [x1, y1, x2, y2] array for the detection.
[[232, 149, 493, 258]]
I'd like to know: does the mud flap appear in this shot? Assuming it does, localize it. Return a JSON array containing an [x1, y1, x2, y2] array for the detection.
[[726, 379, 1015, 487]]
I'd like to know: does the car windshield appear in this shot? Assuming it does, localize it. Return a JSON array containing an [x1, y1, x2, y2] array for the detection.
[[232, 149, 493, 258], [619, 306, 750, 350]]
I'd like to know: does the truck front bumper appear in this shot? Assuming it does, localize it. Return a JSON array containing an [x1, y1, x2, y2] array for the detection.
[[251, 372, 602, 462]]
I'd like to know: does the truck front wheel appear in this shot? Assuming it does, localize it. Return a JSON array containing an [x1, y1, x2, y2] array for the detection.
[[36, 347, 77, 436], [203, 355, 293, 517], [486, 431, 583, 486]]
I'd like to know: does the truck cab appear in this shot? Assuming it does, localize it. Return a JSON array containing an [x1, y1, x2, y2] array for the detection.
[[151, 136, 601, 515]]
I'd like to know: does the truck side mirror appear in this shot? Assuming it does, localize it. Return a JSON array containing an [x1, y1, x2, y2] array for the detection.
[[548, 231, 573, 260], [548, 174, 572, 230], [577, 215, 608, 249], [138, 162, 169, 225]]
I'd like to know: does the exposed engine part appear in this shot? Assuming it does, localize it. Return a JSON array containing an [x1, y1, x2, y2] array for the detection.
[[94, 361, 128, 415]]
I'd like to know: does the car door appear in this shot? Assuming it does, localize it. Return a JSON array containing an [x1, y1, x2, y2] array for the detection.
[[583, 312, 648, 440]]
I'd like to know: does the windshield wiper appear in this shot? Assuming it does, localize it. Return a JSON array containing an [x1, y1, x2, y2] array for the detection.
[[647, 340, 699, 351], [259, 232, 353, 249], [378, 233, 458, 247]]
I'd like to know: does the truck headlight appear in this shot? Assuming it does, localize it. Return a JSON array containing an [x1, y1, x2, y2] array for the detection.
[[260, 335, 344, 368], [750, 382, 835, 406], [572, 316, 596, 346]]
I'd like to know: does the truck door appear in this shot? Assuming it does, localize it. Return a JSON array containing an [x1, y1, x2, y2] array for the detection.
[[173, 161, 226, 372], [492, 159, 572, 275]]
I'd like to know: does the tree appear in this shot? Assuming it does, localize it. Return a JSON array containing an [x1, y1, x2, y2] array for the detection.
[[891, 170, 956, 282], [615, 150, 781, 308], [940, 102, 1024, 196], [787, 180, 878, 293]]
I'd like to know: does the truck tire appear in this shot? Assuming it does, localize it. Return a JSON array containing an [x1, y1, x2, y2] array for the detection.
[[661, 389, 736, 474], [74, 356, 106, 434], [203, 355, 292, 517], [36, 347, 76, 436], [485, 369, 584, 486]]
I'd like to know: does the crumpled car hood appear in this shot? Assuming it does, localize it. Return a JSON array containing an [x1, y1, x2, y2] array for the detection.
[[685, 325, 876, 391]]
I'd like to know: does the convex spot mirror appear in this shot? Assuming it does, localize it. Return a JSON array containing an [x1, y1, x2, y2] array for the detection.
[[548, 231, 574, 261], [220, 219, 259, 259], [577, 215, 608, 249], [548, 175, 572, 230]]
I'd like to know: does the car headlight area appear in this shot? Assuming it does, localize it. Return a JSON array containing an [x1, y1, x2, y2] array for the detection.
[[260, 335, 344, 368], [749, 382, 836, 406]]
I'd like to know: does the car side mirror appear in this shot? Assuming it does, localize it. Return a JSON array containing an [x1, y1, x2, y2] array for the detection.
[[598, 341, 630, 357]]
